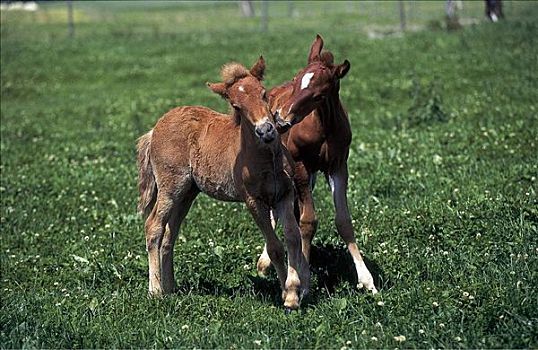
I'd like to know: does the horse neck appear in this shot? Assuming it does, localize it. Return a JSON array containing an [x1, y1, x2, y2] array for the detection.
[[315, 86, 346, 130]]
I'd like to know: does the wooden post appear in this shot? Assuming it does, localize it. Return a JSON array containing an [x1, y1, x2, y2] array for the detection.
[[288, 1, 294, 17], [398, 0, 406, 31], [239, 1, 255, 17], [67, 0, 74, 38], [446, 0, 455, 18], [261, 0, 268, 32]]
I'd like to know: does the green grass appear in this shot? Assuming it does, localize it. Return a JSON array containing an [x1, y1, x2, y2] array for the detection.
[[1, 1, 537, 348]]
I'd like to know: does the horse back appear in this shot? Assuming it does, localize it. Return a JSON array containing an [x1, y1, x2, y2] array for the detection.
[[150, 106, 239, 195]]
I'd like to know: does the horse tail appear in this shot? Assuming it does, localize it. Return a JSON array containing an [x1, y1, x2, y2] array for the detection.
[[137, 130, 157, 218]]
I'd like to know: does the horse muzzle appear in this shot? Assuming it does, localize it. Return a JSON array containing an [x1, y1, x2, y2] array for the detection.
[[255, 120, 277, 143], [274, 111, 293, 133]]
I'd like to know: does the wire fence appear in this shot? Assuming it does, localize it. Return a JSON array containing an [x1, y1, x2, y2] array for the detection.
[[0, 1, 520, 40]]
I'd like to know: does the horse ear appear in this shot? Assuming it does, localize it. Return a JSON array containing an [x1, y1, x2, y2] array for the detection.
[[308, 34, 324, 63], [334, 59, 350, 79], [207, 82, 227, 98], [250, 56, 265, 81]]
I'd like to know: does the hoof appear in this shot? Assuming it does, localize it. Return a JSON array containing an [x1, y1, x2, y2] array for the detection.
[[283, 296, 300, 311], [148, 290, 163, 298], [284, 307, 295, 315], [161, 283, 178, 295], [357, 281, 378, 295]]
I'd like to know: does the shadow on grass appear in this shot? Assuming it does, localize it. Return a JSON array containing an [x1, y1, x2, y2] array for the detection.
[[173, 243, 386, 309], [309, 243, 386, 294]]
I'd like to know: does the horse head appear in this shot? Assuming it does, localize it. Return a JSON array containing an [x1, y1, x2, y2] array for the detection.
[[274, 34, 350, 133], [208, 57, 276, 144]]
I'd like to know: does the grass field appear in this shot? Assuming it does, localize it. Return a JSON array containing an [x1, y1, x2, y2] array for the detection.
[[1, 1, 537, 348]]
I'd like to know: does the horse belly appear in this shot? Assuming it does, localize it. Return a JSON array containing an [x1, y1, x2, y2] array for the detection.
[[191, 166, 240, 202]]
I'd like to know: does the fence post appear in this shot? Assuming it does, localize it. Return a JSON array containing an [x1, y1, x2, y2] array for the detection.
[[67, 0, 74, 38], [239, 1, 255, 17], [261, 0, 268, 32], [288, 1, 294, 17], [398, 0, 406, 31]]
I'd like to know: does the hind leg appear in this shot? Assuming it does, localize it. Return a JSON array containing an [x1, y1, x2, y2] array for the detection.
[[328, 166, 377, 294], [145, 192, 175, 296], [161, 187, 199, 294]]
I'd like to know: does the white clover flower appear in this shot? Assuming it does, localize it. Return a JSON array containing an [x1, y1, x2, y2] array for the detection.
[[394, 335, 406, 342], [418, 329, 425, 334], [181, 324, 189, 330], [377, 301, 385, 306], [433, 301, 439, 307], [253, 340, 262, 346], [370, 336, 378, 341]]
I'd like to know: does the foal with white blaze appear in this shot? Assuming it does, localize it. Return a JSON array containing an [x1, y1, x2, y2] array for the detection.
[[258, 35, 378, 294], [137, 57, 309, 310]]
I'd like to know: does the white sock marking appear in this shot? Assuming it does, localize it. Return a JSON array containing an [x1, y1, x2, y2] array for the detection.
[[353, 257, 378, 294]]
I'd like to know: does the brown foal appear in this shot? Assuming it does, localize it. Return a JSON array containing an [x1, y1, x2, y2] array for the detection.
[[137, 57, 309, 310], [257, 35, 378, 294]]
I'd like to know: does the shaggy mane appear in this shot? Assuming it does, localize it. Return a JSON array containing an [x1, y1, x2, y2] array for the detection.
[[221, 63, 249, 86]]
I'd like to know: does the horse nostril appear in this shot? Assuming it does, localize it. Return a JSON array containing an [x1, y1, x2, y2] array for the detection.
[[266, 122, 274, 132], [255, 127, 264, 137]]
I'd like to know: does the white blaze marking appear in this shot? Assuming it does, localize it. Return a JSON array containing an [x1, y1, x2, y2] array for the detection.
[[301, 72, 314, 90], [238, 86, 245, 92]]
